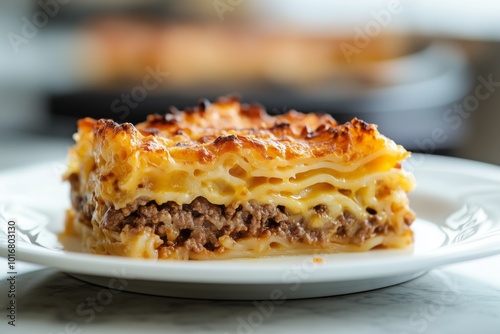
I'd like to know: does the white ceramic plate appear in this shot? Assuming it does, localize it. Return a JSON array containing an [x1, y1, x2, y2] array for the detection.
[[1, 155, 500, 300]]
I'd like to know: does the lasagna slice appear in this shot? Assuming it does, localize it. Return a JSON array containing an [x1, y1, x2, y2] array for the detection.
[[63, 95, 415, 260]]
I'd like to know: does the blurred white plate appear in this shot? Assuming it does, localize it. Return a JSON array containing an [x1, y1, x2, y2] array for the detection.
[[1, 155, 500, 300]]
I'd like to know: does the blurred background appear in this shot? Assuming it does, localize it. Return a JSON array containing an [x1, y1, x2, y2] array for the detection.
[[0, 0, 499, 169]]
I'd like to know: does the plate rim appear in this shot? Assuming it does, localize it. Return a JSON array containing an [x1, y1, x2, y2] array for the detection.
[[1, 154, 500, 285]]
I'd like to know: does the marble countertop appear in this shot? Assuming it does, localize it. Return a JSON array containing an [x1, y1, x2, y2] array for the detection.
[[0, 257, 498, 334]]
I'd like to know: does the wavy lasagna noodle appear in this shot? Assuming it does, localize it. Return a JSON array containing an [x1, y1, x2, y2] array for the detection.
[[63, 95, 415, 260]]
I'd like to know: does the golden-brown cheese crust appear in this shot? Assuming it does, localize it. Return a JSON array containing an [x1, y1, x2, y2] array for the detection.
[[71, 95, 407, 169]]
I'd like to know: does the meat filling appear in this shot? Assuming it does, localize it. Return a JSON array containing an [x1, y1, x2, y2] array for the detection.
[[69, 176, 398, 254]]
